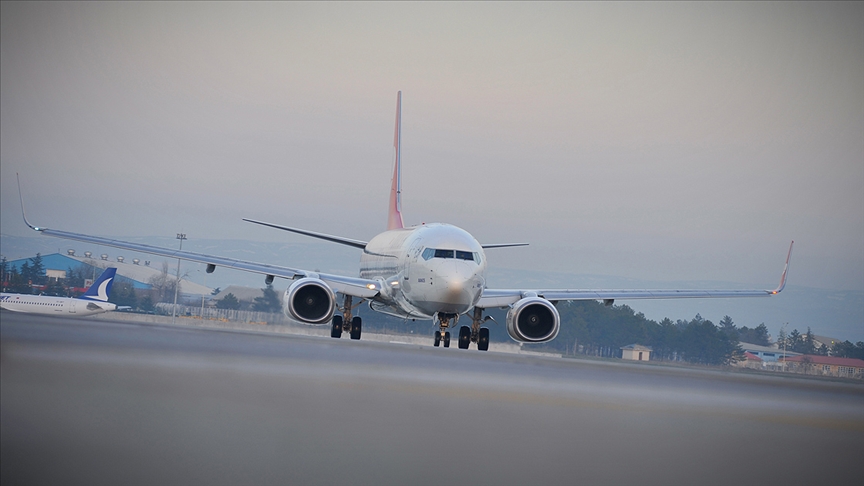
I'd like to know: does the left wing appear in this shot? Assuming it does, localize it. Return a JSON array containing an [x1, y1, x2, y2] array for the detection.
[[26, 227, 380, 299], [16, 174, 378, 298], [17, 204, 377, 302], [477, 241, 793, 308]]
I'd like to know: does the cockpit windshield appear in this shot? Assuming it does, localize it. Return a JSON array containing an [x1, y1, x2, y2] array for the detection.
[[422, 248, 481, 264]]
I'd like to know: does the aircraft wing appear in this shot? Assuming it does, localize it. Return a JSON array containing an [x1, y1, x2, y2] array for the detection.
[[476, 241, 793, 309], [29, 227, 380, 299]]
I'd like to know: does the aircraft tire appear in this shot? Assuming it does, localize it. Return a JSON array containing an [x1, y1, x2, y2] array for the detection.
[[350, 316, 362, 340], [443, 331, 451, 348], [434, 332, 441, 347], [478, 327, 490, 351], [458, 326, 470, 349], [331, 315, 343, 338]]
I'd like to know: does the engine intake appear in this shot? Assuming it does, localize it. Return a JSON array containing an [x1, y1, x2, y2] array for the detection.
[[284, 278, 336, 324], [506, 297, 560, 343]]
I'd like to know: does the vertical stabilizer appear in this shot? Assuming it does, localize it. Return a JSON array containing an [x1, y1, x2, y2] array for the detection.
[[387, 91, 405, 230], [80, 267, 117, 302]]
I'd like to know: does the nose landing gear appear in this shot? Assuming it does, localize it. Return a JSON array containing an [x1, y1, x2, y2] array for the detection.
[[433, 313, 455, 348]]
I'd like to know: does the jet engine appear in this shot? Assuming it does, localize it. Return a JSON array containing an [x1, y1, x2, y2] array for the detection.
[[283, 278, 336, 324], [506, 297, 560, 343]]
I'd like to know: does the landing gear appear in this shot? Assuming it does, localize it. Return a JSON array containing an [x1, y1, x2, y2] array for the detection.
[[433, 330, 451, 347], [433, 313, 456, 348], [330, 295, 364, 341], [456, 308, 492, 351]]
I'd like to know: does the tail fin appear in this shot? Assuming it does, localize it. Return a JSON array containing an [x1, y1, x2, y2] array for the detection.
[[387, 91, 405, 230], [80, 267, 117, 302], [771, 241, 794, 294]]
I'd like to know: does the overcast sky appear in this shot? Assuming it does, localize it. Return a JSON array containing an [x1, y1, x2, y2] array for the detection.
[[2, 2, 862, 299]]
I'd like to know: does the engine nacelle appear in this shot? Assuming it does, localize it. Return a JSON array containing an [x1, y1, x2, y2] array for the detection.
[[506, 297, 560, 343], [283, 278, 336, 324]]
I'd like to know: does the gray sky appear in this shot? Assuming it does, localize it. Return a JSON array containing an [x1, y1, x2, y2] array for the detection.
[[2, 2, 862, 299]]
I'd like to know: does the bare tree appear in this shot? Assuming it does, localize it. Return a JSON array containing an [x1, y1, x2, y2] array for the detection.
[[148, 261, 181, 303]]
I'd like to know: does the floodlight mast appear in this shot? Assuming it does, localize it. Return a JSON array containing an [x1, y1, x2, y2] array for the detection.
[[172, 233, 187, 325]]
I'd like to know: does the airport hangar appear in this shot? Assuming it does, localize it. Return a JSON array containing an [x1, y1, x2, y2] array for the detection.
[[3, 251, 212, 296]]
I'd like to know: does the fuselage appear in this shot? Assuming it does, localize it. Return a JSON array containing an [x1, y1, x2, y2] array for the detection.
[[0, 293, 118, 316], [359, 223, 487, 319]]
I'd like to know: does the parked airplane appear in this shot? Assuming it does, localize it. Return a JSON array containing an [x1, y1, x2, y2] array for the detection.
[[1, 267, 119, 316], [17, 92, 792, 350]]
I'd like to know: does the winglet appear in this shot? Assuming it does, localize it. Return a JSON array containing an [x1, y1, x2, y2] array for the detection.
[[80, 267, 117, 302], [16, 173, 41, 231], [387, 91, 405, 231], [771, 241, 794, 294]]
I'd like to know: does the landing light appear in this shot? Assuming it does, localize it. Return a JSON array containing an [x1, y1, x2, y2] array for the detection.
[[366, 284, 377, 290]]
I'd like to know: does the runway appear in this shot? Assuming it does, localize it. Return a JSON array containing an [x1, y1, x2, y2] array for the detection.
[[2, 313, 862, 485]]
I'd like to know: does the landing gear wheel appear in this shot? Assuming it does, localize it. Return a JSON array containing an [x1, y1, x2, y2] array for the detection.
[[478, 327, 490, 351], [458, 326, 470, 349], [331, 315, 343, 338], [434, 331, 441, 347], [443, 331, 451, 348], [350, 316, 362, 340]]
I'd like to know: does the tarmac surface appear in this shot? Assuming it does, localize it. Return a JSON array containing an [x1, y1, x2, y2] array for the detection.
[[2, 312, 862, 485]]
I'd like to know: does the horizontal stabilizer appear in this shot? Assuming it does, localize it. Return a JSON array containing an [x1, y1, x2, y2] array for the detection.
[[481, 243, 529, 249], [243, 218, 368, 249]]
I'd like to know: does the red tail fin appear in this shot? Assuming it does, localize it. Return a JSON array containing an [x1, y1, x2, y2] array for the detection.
[[387, 91, 404, 230]]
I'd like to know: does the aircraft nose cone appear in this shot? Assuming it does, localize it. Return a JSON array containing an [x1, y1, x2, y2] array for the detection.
[[432, 261, 482, 311]]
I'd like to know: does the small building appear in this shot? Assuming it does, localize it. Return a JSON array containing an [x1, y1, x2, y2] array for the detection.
[[621, 344, 652, 361], [779, 355, 864, 379], [739, 341, 801, 363], [735, 351, 763, 369]]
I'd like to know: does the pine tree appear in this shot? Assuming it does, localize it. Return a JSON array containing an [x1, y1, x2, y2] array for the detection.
[[252, 284, 281, 313], [28, 254, 46, 285], [217, 293, 241, 310]]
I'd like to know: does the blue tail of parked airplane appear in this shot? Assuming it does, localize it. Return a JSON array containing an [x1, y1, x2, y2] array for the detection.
[[80, 267, 117, 302]]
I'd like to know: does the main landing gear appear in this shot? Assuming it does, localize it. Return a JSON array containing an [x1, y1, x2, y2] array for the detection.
[[435, 308, 491, 351], [330, 295, 363, 340]]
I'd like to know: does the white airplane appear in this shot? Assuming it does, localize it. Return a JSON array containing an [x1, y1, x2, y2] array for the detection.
[[18, 92, 793, 350], [1, 267, 119, 316]]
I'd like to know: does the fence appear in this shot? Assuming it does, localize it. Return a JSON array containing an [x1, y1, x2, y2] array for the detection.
[[153, 303, 291, 326]]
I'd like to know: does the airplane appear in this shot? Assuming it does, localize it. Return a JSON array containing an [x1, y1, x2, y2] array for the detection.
[[1, 267, 120, 316], [17, 92, 793, 350]]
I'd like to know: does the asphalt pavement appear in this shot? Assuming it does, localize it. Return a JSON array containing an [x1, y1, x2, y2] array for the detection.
[[2, 312, 862, 485]]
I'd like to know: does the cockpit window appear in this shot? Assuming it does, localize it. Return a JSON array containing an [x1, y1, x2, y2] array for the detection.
[[422, 248, 481, 264], [455, 250, 473, 261], [434, 249, 454, 259]]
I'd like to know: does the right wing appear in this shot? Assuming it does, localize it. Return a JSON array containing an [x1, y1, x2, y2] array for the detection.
[[477, 241, 793, 308]]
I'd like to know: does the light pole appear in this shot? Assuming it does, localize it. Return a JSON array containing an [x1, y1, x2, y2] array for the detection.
[[197, 269, 208, 319], [171, 233, 187, 325], [781, 322, 788, 372]]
